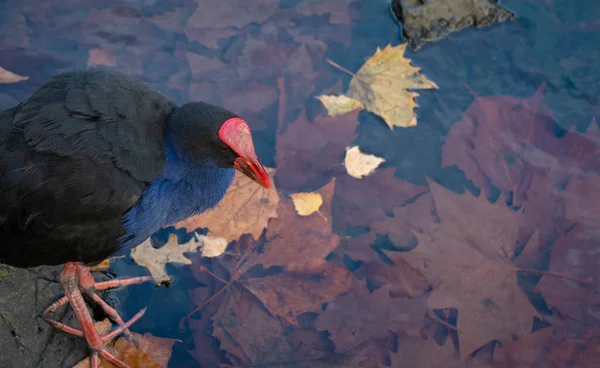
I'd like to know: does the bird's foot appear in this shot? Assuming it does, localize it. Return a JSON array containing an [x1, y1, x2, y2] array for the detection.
[[42, 262, 152, 368]]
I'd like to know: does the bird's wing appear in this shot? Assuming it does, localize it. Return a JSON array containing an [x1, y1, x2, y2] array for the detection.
[[0, 69, 174, 231]]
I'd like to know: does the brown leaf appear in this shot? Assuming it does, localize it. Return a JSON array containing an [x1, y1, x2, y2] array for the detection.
[[565, 175, 600, 235], [538, 329, 600, 368], [258, 179, 338, 273], [442, 84, 557, 198], [191, 180, 350, 330], [334, 176, 433, 264], [493, 327, 558, 368], [365, 259, 430, 298], [332, 168, 429, 232], [554, 118, 600, 178], [293, 0, 360, 24], [386, 332, 464, 368], [441, 85, 570, 247], [315, 280, 426, 352], [87, 48, 116, 68], [275, 110, 359, 191], [185, 0, 278, 48], [74, 332, 177, 368], [218, 80, 279, 131], [535, 224, 600, 331], [243, 263, 352, 325], [212, 287, 293, 366], [174, 168, 279, 243], [0, 66, 28, 84], [385, 179, 539, 358]]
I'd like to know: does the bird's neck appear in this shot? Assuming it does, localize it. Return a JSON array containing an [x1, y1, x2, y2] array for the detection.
[[118, 136, 234, 252]]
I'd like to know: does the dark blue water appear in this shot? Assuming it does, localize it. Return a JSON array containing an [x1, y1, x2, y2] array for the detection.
[[1, 0, 599, 366]]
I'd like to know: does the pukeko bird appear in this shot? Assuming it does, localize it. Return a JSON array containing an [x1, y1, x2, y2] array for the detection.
[[0, 69, 270, 367]]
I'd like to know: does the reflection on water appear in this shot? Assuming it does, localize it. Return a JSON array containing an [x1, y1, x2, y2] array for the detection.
[[0, 0, 599, 366]]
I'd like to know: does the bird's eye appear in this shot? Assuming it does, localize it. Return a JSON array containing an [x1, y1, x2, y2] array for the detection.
[[220, 146, 229, 152]]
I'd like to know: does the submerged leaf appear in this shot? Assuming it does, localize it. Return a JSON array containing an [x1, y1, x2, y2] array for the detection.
[[175, 168, 279, 242], [385, 180, 539, 358]]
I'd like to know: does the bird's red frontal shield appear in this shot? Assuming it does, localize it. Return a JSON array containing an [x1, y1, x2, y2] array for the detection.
[[218, 117, 270, 188]]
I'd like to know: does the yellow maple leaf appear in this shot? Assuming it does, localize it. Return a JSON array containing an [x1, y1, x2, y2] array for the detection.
[[317, 43, 438, 129]]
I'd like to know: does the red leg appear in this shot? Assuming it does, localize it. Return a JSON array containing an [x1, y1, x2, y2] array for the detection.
[[43, 262, 151, 368]]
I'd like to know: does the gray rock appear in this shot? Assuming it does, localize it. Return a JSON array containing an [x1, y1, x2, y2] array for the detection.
[[0, 264, 103, 368], [391, 0, 515, 49]]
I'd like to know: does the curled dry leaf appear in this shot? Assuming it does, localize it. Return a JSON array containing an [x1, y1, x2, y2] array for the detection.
[[290, 191, 323, 216], [318, 43, 438, 129], [0, 66, 28, 84], [74, 331, 178, 368], [131, 234, 227, 284], [174, 168, 279, 242], [344, 146, 385, 179]]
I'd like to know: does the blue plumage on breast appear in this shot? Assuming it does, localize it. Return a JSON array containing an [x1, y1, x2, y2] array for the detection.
[[115, 138, 234, 256]]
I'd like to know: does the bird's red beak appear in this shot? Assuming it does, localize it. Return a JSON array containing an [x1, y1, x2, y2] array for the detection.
[[218, 117, 270, 189]]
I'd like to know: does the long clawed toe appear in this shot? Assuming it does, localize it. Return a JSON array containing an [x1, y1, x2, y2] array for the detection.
[[43, 262, 152, 368]]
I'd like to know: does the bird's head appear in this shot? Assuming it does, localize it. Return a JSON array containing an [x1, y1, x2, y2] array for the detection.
[[168, 102, 270, 188]]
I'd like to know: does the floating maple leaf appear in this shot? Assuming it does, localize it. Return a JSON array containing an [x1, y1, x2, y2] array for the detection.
[[317, 43, 438, 129], [384, 179, 540, 358], [174, 168, 279, 243]]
